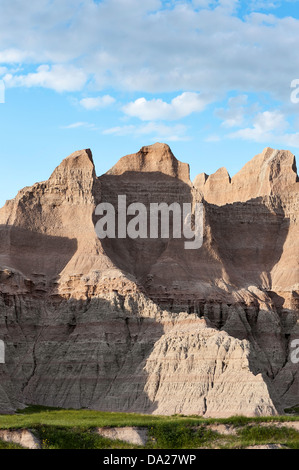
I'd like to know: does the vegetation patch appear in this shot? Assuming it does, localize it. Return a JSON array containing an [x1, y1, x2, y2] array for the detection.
[[146, 422, 218, 449], [285, 405, 299, 416], [0, 406, 298, 449], [237, 425, 299, 449], [0, 440, 25, 449]]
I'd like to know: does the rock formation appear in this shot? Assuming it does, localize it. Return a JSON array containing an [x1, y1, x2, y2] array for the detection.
[[0, 143, 298, 416]]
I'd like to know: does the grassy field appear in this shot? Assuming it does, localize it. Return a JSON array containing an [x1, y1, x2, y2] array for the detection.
[[0, 405, 298, 449]]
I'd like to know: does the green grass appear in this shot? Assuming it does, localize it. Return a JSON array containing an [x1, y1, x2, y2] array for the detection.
[[146, 422, 219, 449], [0, 406, 298, 449], [0, 406, 180, 430], [237, 425, 299, 449], [0, 440, 25, 449], [36, 425, 140, 449], [1, 406, 298, 430], [285, 405, 299, 415]]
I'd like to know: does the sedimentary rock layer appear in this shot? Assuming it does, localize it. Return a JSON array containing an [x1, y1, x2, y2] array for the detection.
[[0, 143, 298, 416]]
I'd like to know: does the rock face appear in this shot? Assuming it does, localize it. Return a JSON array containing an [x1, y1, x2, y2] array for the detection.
[[195, 147, 298, 204], [0, 429, 41, 449], [0, 143, 298, 417], [96, 427, 148, 446], [107, 142, 190, 183]]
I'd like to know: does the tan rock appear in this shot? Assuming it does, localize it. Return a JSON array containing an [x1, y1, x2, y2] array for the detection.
[[106, 142, 191, 184], [96, 427, 148, 446], [0, 429, 41, 449], [245, 444, 285, 449], [195, 147, 299, 205], [0, 143, 298, 417]]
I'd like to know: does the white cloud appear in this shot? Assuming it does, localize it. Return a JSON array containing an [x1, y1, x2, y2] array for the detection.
[[0, 0, 298, 101], [80, 95, 115, 110], [254, 110, 288, 132], [0, 49, 35, 63], [228, 109, 299, 148], [1, 0, 299, 153], [103, 121, 188, 141], [229, 110, 287, 142], [279, 132, 299, 147], [216, 95, 249, 128], [216, 94, 262, 129], [103, 125, 136, 136], [0, 47, 47, 65], [247, 0, 297, 11], [61, 122, 95, 129], [216, 0, 239, 13], [192, 0, 211, 5], [123, 92, 210, 121], [3, 64, 87, 92]]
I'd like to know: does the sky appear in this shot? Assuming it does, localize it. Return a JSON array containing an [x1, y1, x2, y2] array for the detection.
[[1, 0, 299, 207]]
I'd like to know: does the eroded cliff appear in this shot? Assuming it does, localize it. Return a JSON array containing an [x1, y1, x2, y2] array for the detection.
[[0, 143, 298, 416]]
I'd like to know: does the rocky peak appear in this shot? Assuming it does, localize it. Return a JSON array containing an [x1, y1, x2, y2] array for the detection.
[[204, 167, 231, 191], [49, 148, 96, 183], [106, 142, 191, 184], [0, 143, 298, 417], [195, 147, 299, 205], [233, 147, 298, 192], [193, 172, 208, 191], [48, 148, 97, 205]]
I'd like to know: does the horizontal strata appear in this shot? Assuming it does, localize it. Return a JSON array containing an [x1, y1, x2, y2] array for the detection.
[[0, 143, 298, 416]]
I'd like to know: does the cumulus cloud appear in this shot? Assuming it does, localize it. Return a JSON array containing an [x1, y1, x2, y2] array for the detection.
[[280, 132, 299, 147], [216, 95, 249, 128], [0, 0, 298, 100], [1, 0, 299, 149], [227, 109, 299, 148], [0, 49, 36, 63], [216, 95, 261, 128], [192, 0, 215, 7], [3, 64, 87, 92], [123, 92, 210, 121], [247, 0, 297, 10], [229, 110, 287, 141], [80, 95, 115, 110]]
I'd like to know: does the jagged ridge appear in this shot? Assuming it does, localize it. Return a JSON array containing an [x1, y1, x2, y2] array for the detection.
[[0, 143, 298, 416]]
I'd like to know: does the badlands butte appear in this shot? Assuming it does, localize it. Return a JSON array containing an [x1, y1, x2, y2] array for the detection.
[[0, 142, 298, 418]]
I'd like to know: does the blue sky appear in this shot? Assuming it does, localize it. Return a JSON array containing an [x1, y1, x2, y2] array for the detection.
[[1, 0, 299, 207]]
